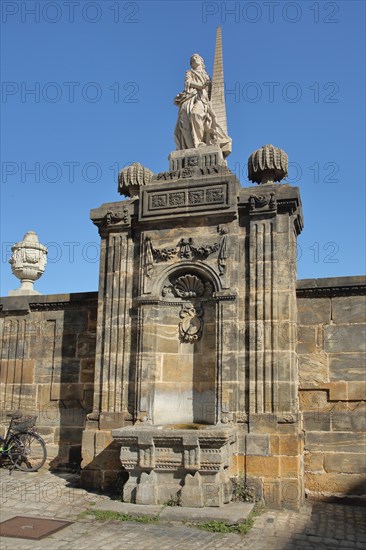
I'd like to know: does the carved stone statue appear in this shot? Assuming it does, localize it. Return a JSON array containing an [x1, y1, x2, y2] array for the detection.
[[174, 54, 232, 158]]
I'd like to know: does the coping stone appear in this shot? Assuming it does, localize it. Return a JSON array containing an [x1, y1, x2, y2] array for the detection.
[[93, 500, 254, 524]]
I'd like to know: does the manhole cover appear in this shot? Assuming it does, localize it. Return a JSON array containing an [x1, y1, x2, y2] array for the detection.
[[0, 516, 72, 540]]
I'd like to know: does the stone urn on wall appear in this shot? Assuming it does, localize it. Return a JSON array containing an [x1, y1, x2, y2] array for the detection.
[[8, 231, 48, 296]]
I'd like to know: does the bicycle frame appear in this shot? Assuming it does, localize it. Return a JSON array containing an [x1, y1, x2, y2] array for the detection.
[[0, 416, 20, 456]]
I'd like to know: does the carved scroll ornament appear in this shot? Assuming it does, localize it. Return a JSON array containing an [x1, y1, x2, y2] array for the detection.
[[179, 303, 204, 343]]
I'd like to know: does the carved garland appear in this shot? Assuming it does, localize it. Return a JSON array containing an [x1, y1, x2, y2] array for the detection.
[[144, 227, 230, 279], [152, 237, 219, 262]]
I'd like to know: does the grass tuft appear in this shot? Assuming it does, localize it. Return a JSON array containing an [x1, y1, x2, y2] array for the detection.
[[78, 509, 159, 523]]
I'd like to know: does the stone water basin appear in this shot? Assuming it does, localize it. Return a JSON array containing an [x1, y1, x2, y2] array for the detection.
[[156, 423, 211, 430]]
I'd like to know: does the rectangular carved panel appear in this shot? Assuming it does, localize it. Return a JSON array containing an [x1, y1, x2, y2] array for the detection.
[[139, 179, 237, 221]]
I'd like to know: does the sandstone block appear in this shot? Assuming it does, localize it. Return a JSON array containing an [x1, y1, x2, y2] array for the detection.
[[136, 471, 158, 505], [50, 383, 84, 401], [95, 429, 115, 452], [263, 478, 281, 509], [304, 452, 324, 472], [348, 381, 366, 401], [305, 472, 366, 496], [81, 430, 96, 466], [332, 296, 366, 324], [280, 478, 303, 509], [305, 432, 366, 453], [0, 359, 35, 384], [280, 456, 301, 477], [297, 325, 317, 354], [231, 454, 245, 473], [324, 452, 366, 474], [303, 411, 331, 431], [298, 352, 328, 385], [324, 324, 366, 353], [329, 352, 366, 381], [180, 471, 203, 507], [269, 435, 280, 455], [328, 381, 348, 400], [60, 334, 77, 357], [279, 434, 303, 456], [299, 384, 346, 406], [298, 298, 331, 325], [101, 469, 120, 492], [99, 412, 125, 429], [246, 456, 280, 477], [155, 328, 179, 354], [331, 412, 366, 432], [77, 334, 96, 358], [58, 358, 81, 383], [246, 434, 269, 456], [80, 469, 103, 491]]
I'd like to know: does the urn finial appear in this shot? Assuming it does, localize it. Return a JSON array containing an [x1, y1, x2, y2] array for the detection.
[[248, 144, 288, 185], [118, 162, 154, 197], [8, 231, 48, 296]]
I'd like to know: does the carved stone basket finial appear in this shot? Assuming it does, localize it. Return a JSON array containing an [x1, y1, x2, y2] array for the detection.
[[118, 162, 154, 197], [8, 231, 48, 296], [248, 144, 288, 185]]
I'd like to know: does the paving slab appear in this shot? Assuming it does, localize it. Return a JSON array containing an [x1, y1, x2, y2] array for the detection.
[[1, 468, 366, 550]]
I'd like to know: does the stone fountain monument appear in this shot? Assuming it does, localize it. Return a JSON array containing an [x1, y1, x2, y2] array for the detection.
[[81, 28, 304, 509]]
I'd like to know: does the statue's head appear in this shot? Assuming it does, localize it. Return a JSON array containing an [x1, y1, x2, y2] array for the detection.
[[190, 53, 204, 69]]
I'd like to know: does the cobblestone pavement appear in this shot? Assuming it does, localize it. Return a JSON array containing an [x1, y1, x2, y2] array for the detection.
[[0, 469, 365, 549]]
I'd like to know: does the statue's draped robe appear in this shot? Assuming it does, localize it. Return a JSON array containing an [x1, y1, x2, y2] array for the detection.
[[174, 68, 232, 157]]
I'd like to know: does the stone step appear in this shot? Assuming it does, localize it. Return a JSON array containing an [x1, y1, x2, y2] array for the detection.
[[94, 499, 254, 525]]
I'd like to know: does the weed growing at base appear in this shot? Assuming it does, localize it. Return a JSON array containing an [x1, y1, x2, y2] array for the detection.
[[78, 509, 159, 523], [189, 503, 263, 535]]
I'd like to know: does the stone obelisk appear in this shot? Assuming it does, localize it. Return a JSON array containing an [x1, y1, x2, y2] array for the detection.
[[211, 27, 228, 138]]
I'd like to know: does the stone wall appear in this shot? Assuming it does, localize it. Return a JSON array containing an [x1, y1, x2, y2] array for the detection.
[[0, 292, 97, 467], [0, 277, 364, 504], [297, 277, 366, 502]]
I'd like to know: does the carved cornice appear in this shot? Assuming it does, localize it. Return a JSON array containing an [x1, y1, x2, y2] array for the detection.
[[296, 285, 366, 298], [29, 300, 97, 311], [90, 202, 134, 236], [136, 294, 236, 306], [0, 298, 97, 315]]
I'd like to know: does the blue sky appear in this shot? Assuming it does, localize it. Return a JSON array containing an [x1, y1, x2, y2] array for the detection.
[[1, 0, 365, 295]]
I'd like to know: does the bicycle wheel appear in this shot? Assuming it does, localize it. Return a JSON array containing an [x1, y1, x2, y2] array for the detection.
[[0, 436, 7, 465], [9, 432, 47, 472]]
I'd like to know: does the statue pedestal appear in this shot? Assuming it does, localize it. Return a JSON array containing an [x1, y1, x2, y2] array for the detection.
[[169, 145, 226, 172]]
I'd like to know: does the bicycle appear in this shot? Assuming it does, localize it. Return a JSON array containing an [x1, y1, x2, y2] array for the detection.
[[0, 412, 47, 472]]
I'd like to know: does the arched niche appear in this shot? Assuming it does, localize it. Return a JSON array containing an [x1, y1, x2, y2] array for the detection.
[[143, 263, 219, 426]]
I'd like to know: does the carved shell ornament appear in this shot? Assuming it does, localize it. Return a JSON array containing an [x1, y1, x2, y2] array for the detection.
[[174, 274, 205, 298]]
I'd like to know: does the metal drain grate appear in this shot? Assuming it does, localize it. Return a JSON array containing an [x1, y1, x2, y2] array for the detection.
[[0, 516, 72, 540]]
